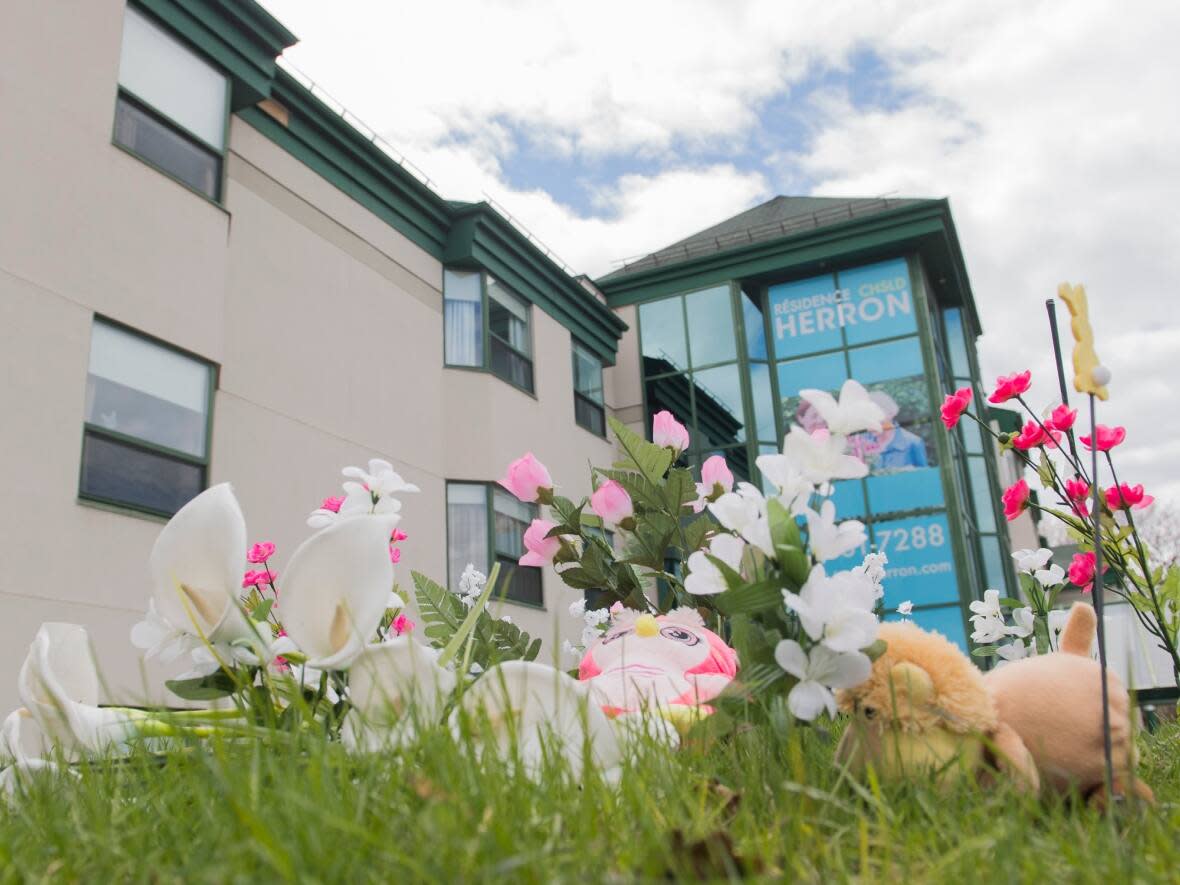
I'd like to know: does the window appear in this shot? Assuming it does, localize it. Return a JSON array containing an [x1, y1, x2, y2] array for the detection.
[[114, 7, 228, 200], [80, 319, 214, 517], [572, 340, 605, 436], [443, 270, 534, 393], [446, 483, 543, 608]]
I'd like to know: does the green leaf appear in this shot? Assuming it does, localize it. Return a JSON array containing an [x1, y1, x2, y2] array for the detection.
[[713, 579, 783, 616], [250, 599, 275, 622], [662, 467, 697, 513], [682, 516, 712, 553], [1036, 451, 1055, 488], [411, 570, 468, 650], [970, 646, 998, 658], [165, 670, 237, 701], [999, 597, 1023, 609], [557, 568, 601, 591], [595, 468, 666, 512], [862, 639, 888, 662], [609, 416, 673, 484]]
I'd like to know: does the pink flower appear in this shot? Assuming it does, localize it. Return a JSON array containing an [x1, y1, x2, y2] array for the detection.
[[1012, 420, 1060, 451], [1068, 551, 1108, 593], [1048, 404, 1077, 432], [519, 519, 561, 567], [988, 370, 1032, 404], [1105, 483, 1153, 511], [242, 569, 278, 588], [391, 614, 414, 636], [392, 529, 408, 542], [1001, 479, 1030, 521], [590, 480, 634, 525], [247, 542, 275, 564], [389, 545, 402, 564], [700, 455, 734, 494], [940, 387, 973, 429], [321, 496, 344, 513], [1064, 477, 1091, 517], [652, 410, 691, 453], [1079, 425, 1126, 451], [498, 453, 554, 504]]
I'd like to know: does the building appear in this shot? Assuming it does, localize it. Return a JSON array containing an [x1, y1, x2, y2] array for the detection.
[[0, 0, 1014, 713]]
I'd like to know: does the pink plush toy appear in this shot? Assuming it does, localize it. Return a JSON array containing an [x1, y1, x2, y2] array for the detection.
[[578, 607, 738, 715]]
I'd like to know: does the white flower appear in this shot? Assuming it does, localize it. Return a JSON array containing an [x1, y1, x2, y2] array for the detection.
[[995, 639, 1033, 666], [970, 614, 1008, 644], [969, 588, 1002, 621], [783, 426, 869, 484], [568, 599, 586, 618], [1011, 548, 1054, 573], [1007, 607, 1035, 638], [708, 483, 773, 557], [1, 709, 70, 804], [581, 626, 603, 648], [799, 380, 886, 435], [342, 458, 420, 498], [684, 533, 746, 596], [275, 514, 398, 670], [500, 615, 513, 624], [1047, 609, 1071, 650], [130, 599, 202, 663], [308, 459, 419, 528], [897, 600, 914, 617], [754, 453, 814, 513], [340, 638, 456, 752], [457, 565, 487, 607], [782, 567, 879, 653], [583, 608, 611, 628], [562, 640, 582, 661], [803, 500, 867, 563], [774, 640, 871, 721], [451, 661, 621, 781], [338, 481, 404, 521], [17, 624, 136, 759], [1034, 564, 1065, 588], [851, 551, 888, 598]]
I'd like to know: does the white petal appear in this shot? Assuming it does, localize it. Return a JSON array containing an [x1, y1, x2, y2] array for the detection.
[[773, 639, 808, 679], [810, 647, 872, 690], [343, 639, 456, 751], [787, 680, 834, 721]]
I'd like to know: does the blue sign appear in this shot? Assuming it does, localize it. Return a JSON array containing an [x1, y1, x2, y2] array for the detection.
[[873, 513, 957, 609]]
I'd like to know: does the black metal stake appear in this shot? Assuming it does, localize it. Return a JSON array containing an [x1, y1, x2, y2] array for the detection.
[[1089, 392, 1115, 799]]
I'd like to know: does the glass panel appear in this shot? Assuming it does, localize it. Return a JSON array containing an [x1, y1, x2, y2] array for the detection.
[[118, 7, 227, 149], [748, 362, 776, 442], [640, 297, 688, 375], [447, 483, 489, 589], [942, 308, 972, 379], [113, 97, 220, 199], [967, 456, 997, 533], [777, 352, 847, 431], [86, 321, 210, 457], [490, 338, 534, 392], [847, 337, 924, 384], [959, 416, 983, 454], [866, 465, 944, 514], [80, 431, 204, 516], [836, 258, 917, 346], [443, 269, 482, 367], [575, 394, 606, 436], [487, 278, 531, 356], [767, 272, 844, 358], [873, 513, 958, 609], [492, 489, 543, 606], [740, 289, 769, 361], [691, 364, 745, 447], [886, 604, 967, 651], [685, 285, 736, 366], [980, 534, 1007, 593], [572, 341, 604, 404], [497, 555, 544, 607], [830, 480, 866, 519]]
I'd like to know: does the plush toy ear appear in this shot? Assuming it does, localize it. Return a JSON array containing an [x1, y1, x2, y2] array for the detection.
[[888, 661, 934, 707]]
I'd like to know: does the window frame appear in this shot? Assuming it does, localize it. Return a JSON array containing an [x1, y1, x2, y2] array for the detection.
[[571, 339, 606, 437], [443, 269, 535, 395], [111, 7, 231, 204], [445, 480, 545, 610], [78, 316, 217, 520]]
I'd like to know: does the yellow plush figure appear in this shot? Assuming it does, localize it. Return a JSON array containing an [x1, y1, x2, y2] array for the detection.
[[835, 622, 1039, 791]]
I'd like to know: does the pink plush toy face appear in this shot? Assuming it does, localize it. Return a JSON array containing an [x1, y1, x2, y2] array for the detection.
[[578, 611, 738, 713]]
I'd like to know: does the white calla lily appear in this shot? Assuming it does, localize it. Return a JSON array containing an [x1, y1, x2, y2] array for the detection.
[[17, 623, 135, 758], [341, 638, 456, 751], [277, 515, 398, 670], [148, 484, 253, 646], [452, 661, 621, 781], [1, 708, 67, 803], [799, 380, 886, 435]]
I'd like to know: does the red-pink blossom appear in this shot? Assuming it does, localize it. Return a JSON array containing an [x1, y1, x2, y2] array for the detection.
[[246, 542, 275, 564], [1002, 479, 1030, 521], [321, 495, 344, 513], [497, 453, 554, 503], [392, 529, 408, 542], [1012, 420, 1061, 451], [940, 387, 973, 429], [988, 370, 1032, 404], [652, 410, 691, 453], [1064, 477, 1091, 517], [389, 545, 402, 564], [242, 569, 278, 589], [1048, 404, 1077, 432], [1105, 483, 1153, 511], [519, 519, 561, 567], [392, 614, 414, 636], [1067, 551, 1108, 593], [590, 480, 634, 525], [1079, 425, 1126, 451]]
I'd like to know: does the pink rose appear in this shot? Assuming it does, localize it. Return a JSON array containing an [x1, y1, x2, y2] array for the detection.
[[590, 480, 634, 525], [247, 542, 275, 564], [1068, 551, 1108, 593], [652, 410, 690, 453], [1012, 420, 1060, 451], [389, 545, 402, 564], [988, 370, 1032, 404], [1064, 477, 1091, 516], [1079, 425, 1126, 452], [392, 529, 408, 542], [1105, 483, 1152, 511], [519, 519, 562, 567], [321, 496, 344, 513], [242, 569, 278, 589], [940, 387, 973, 429], [1001, 479, 1030, 521], [498, 453, 554, 504], [392, 614, 414, 636], [1048, 404, 1077, 432]]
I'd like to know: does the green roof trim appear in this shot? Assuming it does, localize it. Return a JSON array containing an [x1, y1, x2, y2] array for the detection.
[[597, 199, 982, 337], [445, 203, 627, 365], [134, 0, 297, 108], [988, 407, 1023, 434]]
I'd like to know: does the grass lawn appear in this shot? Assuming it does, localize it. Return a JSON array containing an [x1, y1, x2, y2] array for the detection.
[[2, 719, 1177, 882]]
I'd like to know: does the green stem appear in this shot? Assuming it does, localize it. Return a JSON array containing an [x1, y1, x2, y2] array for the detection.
[[438, 563, 500, 669]]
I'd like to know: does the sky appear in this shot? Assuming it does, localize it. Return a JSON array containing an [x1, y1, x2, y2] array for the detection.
[[260, 0, 1180, 503]]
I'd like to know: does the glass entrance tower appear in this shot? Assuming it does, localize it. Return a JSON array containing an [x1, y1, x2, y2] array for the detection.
[[597, 196, 1013, 648]]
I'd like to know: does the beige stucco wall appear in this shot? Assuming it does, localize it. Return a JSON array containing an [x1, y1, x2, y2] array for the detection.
[[0, 0, 616, 713]]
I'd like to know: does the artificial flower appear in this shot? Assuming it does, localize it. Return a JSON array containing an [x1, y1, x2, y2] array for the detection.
[[342, 459, 421, 498], [1067, 551, 1107, 593], [970, 614, 1007, 645], [783, 426, 869, 484], [774, 640, 871, 722], [684, 533, 746, 596], [708, 483, 774, 557], [242, 569, 277, 589], [753, 452, 813, 513], [456, 565, 487, 608], [897, 600, 914, 616], [803, 500, 867, 563], [1034, 564, 1066, 587], [1079, 425, 1126, 451], [652, 410, 691, 453], [692, 456, 734, 512], [1047, 404, 1077, 432], [247, 542, 275, 564], [969, 588, 1003, 621], [568, 598, 586, 618], [851, 551, 888, 597], [798, 380, 885, 435], [1010, 548, 1053, 573], [391, 613, 415, 636], [389, 546, 402, 564], [988, 370, 1032, 404], [995, 639, 1033, 665], [498, 453, 554, 504], [1012, 420, 1060, 451], [940, 386, 973, 430], [590, 481, 634, 526], [1007, 607, 1035, 638], [1001, 479, 1030, 521], [307, 496, 344, 528], [1063, 477, 1091, 517], [782, 567, 879, 653], [519, 519, 562, 567], [1105, 483, 1153, 511]]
